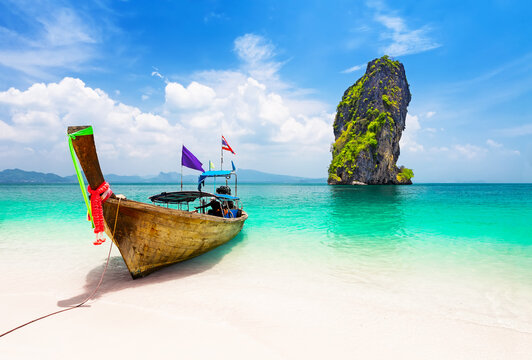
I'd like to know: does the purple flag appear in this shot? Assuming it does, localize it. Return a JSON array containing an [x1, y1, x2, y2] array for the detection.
[[181, 145, 205, 172]]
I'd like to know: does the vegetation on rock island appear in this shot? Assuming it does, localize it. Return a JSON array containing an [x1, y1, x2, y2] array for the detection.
[[396, 166, 414, 183], [328, 55, 412, 185]]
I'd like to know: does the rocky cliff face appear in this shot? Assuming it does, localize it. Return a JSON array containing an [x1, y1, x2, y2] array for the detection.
[[328, 56, 413, 185]]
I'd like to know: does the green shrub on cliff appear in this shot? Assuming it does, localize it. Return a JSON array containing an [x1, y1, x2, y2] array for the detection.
[[382, 94, 392, 107], [396, 167, 414, 182], [328, 109, 395, 179], [338, 75, 367, 109]]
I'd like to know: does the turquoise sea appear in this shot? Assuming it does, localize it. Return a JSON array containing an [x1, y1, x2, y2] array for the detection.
[[1, 183, 532, 332]]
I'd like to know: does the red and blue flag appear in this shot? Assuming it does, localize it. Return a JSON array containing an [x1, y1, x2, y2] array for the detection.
[[222, 135, 236, 155]]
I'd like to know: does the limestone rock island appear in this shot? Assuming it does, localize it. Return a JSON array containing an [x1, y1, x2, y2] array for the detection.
[[328, 55, 414, 185]]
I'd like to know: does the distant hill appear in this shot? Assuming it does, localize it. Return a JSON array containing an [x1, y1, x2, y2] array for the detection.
[[0, 169, 71, 183], [0, 168, 326, 184]]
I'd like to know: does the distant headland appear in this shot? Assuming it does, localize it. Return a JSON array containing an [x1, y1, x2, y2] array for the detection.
[[328, 55, 414, 185]]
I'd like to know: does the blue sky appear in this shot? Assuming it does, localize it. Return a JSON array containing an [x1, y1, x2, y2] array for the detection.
[[0, 0, 530, 182]]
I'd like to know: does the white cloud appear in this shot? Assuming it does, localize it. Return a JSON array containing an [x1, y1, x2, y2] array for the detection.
[[400, 114, 521, 161], [234, 34, 275, 65], [233, 34, 282, 83], [157, 35, 334, 176], [0, 77, 185, 174], [453, 144, 488, 159], [426, 111, 436, 118], [341, 64, 365, 74], [485, 139, 520, 156], [41, 8, 97, 47], [164, 34, 333, 153], [0, 120, 17, 140], [0, 34, 334, 177], [0, 5, 100, 79], [164, 75, 332, 149], [165, 81, 217, 110], [376, 15, 405, 33], [430, 146, 449, 152], [446, 140, 519, 160], [400, 114, 424, 152], [407, 144, 424, 152], [375, 14, 441, 56], [151, 68, 165, 81], [486, 139, 503, 148]]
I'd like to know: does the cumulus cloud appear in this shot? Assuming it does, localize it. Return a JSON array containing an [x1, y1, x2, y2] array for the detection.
[[165, 81, 217, 110], [163, 76, 332, 154], [0, 34, 334, 177], [0, 77, 184, 174], [160, 34, 333, 175]]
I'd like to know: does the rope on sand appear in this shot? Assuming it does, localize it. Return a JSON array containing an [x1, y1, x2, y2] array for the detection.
[[0, 199, 121, 338]]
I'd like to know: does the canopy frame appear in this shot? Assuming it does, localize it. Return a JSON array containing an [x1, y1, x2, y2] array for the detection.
[[198, 170, 238, 195]]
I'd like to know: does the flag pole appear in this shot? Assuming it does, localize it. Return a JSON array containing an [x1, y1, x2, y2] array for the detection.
[[220, 135, 223, 171], [212, 161, 216, 193], [180, 144, 183, 191]]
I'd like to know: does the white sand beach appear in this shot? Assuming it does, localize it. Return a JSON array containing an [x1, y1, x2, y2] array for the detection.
[[1, 239, 531, 360]]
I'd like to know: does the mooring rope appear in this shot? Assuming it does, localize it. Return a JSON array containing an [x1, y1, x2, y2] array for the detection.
[[0, 198, 122, 338]]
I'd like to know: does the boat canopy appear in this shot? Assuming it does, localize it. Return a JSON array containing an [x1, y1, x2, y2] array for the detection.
[[198, 170, 236, 191], [150, 191, 212, 204], [198, 170, 232, 181], [149, 190, 239, 204]]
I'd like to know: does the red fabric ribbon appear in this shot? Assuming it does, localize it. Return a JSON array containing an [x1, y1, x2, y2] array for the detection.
[[87, 181, 112, 245]]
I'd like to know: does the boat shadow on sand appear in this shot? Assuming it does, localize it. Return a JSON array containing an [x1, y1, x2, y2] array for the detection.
[[57, 232, 246, 307]]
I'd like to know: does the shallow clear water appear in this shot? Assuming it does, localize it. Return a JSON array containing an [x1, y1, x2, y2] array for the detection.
[[1, 183, 532, 331]]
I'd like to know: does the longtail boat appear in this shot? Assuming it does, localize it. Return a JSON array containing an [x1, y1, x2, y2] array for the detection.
[[67, 125, 247, 278]]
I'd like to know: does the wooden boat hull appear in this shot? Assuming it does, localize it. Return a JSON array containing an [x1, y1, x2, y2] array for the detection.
[[67, 125, 247, 279], [103, 198, 247, 278]]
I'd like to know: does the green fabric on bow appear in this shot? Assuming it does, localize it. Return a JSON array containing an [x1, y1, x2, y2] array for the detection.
[[68, 127, 94, 227]]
